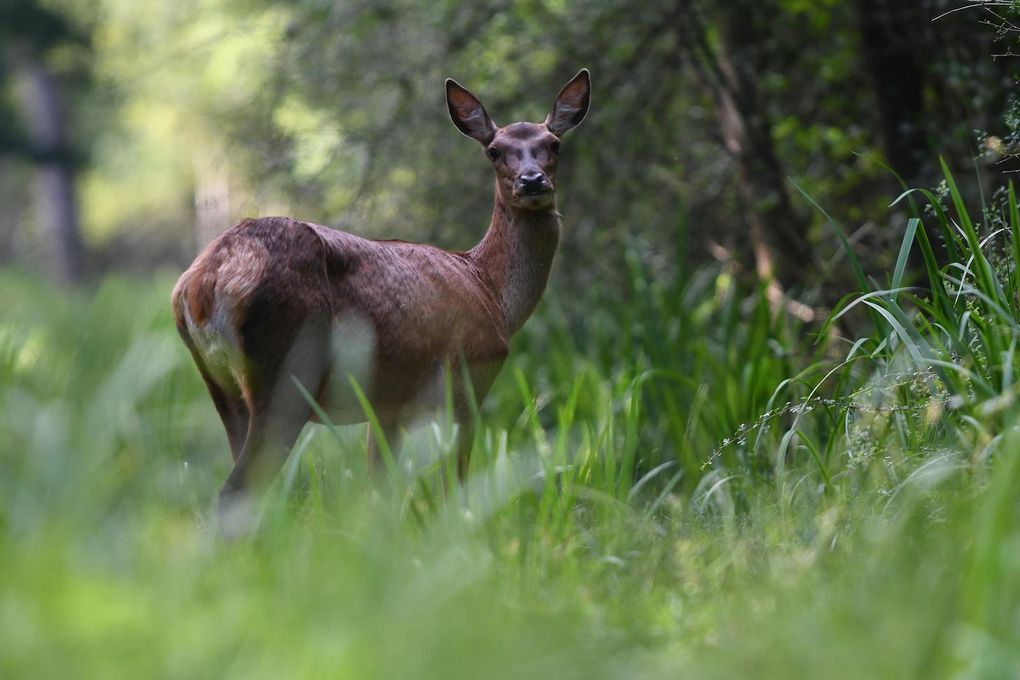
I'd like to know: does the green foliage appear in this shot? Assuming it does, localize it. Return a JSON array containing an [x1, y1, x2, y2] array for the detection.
[[4, 0, 1013, 293], [5, 167, 1020, 674]]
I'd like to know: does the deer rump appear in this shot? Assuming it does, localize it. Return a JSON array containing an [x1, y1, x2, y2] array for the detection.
[[173, 216, 510, 446]]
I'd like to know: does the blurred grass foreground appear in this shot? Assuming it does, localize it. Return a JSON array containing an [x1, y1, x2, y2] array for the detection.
[[4, 0, 1020, 678]]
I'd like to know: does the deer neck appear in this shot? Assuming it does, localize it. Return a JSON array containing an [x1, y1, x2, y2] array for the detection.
[[469, 191, 561, 335]]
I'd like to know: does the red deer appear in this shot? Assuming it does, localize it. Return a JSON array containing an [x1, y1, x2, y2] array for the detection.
[[172, 70, 591, 514]]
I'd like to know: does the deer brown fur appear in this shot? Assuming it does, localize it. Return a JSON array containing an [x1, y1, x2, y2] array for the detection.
[[172, 70, 590, 513]]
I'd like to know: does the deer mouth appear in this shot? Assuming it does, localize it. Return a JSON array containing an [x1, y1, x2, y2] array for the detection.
[[514, 191, 554, 210], [516, 183, 553, 199]]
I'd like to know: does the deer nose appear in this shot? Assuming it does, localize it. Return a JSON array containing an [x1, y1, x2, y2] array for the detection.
[[519, 171, 547, 191]]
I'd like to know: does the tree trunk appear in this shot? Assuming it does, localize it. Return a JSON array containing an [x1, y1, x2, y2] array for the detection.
[[683, 1, 814, 295], [853, 0, 953, 281], [15, 50, 85, 284], [853, 0, 929, 184], [194, 154, 231, 248]]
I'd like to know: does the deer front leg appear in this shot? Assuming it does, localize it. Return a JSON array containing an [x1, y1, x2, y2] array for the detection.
[[366, 420, 403, 473], [456, 420, 474, 481], [435, 420, 473, 498]]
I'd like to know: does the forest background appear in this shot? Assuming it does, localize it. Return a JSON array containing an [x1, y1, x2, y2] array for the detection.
[[4, 1, 1020, 678]]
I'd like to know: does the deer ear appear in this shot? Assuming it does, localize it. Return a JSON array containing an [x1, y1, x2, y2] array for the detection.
[[446, 79, 497, 145], [545, 69, 590, 137]]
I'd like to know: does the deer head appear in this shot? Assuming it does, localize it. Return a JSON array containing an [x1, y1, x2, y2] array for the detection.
[[446, 69, 591, 211]]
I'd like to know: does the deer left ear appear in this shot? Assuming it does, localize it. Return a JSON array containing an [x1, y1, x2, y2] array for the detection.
[[545, 69, 591, 137]]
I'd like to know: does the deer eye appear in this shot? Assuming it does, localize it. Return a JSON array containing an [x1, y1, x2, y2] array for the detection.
[[550, 140, 561, 153], [486, 147, 501, 161]]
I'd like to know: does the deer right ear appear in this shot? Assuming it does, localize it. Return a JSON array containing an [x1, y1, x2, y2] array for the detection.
[[446, 79, 497, 145]]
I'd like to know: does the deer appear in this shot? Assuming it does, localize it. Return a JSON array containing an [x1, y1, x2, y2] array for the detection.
[[172, 69, 591, 517]]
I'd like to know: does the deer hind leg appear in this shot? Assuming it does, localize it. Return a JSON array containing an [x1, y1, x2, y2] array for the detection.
[[218, 314, 331, 525], [202, 373, 249, 461]]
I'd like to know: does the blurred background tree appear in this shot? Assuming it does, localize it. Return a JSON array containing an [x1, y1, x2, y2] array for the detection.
[[0, 0, 93, 283], [0, 0, 1015, 305]]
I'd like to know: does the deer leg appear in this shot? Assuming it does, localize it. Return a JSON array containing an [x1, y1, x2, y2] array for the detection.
[[176, 325, 250, 461], [366, 420, 402, 473], [456, 420, 474, 481], [451, 357, 500, 484], [216, 399, 313, 538], [202, 375, 249, 461], [217, 317, 330, 530], [218, 398, 309, 508]]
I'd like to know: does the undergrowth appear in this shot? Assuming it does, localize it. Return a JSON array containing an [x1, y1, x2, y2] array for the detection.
[[1, 167, 1020, 677]]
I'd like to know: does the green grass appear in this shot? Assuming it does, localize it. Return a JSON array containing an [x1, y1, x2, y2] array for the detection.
[[2, 172, 1020, 678]]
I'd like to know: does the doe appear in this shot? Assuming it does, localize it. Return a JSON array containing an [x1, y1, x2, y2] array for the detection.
[[172, 69, 591, 511]]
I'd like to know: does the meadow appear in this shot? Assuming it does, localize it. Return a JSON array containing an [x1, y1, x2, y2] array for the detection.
[[2, 171, 1020, 678]]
